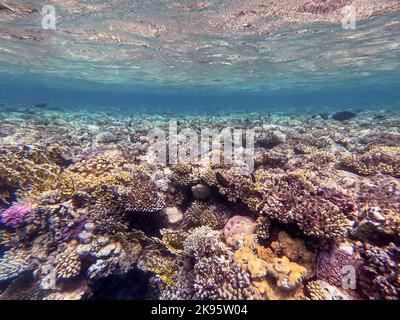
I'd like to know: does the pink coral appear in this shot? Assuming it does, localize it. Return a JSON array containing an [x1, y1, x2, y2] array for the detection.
[[224, 215, 256, 242], [1, 204, 32, 228], [316, 242, 358, 287]]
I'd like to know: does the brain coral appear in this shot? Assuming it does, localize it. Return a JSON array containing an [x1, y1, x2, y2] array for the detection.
[[224, 215, 256, 244]]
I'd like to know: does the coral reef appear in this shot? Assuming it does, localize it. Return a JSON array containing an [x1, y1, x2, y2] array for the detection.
[[252, 169, 352, 240], [0, 108, 399, 300], [340, 146, 400, 177]]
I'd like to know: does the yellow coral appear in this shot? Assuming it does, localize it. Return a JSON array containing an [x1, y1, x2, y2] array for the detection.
[[267, 256, 307, 292], [55, 242, 81, 280]]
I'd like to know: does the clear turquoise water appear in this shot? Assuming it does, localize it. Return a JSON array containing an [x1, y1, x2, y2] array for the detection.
[[0, 5, 399, 113]]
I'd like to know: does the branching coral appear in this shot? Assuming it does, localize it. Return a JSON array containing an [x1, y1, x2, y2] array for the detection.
[[340, 146, 400, 177], [0, 143, 70, 203], [359, 243, 400, 300], [118, 169, 165, 213], [352, 206, 400, 243], [68, 151, 127, 180], [0, 248, 32, 281], [55, 242, 82, 280], [161, 226, 261, 300], [171, 163, 217, 187], [253, 169, 351, 239], [216, 169, 260, 204], [0, 230, 14, 247], [184, 200, 230, 230]]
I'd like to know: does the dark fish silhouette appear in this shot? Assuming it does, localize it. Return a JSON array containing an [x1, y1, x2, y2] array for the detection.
[[332, 111, 357, 121]]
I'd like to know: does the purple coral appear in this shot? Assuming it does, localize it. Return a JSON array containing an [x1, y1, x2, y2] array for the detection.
[[1, 203, 32, 228], [316, 242, 358, 288]]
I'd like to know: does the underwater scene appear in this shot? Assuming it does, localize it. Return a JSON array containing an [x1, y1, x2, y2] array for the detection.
[[0, 0, 400, 301]]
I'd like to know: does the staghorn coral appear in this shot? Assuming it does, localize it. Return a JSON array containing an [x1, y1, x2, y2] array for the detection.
[[0, 248, 32, 281], [184, 200, 230, 230], [1, 203, 32, 228]]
